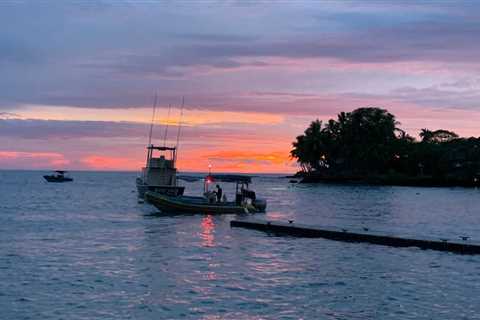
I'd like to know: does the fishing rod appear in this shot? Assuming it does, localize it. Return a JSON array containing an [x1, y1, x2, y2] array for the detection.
[[147, 92, 158, 147], [163, 103, 172, 147], [174, 96, 185, 164]]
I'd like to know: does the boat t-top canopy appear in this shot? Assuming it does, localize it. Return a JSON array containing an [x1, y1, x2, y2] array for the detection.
[[206, 174, 251, 184], [147, 145, 176, 151], [145, 144, 177, 165], [55, 170, 67, 174]]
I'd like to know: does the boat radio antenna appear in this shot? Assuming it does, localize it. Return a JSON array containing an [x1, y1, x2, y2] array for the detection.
[[147, 92, 158, 147], [163, 103, 172, 147], [174, 96, 185, 162]]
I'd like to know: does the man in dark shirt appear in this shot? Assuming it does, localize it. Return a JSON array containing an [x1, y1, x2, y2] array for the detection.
[[216, 184, 223, 202]]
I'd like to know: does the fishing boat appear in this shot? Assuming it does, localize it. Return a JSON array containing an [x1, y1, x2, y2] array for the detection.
[[136, 145, 185, 198], [43, 170, 73, 183], [145, 174, 267, 214], [136, 94, 185, 198]]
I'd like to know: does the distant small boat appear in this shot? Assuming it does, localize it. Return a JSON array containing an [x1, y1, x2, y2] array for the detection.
[[43, 170, 73, 183], [145, 174, 267, 214]]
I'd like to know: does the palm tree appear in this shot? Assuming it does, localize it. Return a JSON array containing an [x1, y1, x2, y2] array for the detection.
[[420, 129, 433, 143], [291, 120, 328, 172]]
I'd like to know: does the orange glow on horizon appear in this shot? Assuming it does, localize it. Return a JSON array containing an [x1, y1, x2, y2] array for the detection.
[[81, 155, 143, 171], [176, 149, 296, 173], [14, 105, 284, 126]]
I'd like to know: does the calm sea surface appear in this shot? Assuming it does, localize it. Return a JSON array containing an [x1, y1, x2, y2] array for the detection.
[[1, 170, 480, 319]]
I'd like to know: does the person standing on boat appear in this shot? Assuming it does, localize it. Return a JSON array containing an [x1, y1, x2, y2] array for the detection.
[[215, 185, 223, 203]]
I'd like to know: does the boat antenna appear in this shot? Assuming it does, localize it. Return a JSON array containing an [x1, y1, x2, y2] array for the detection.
[[174, 96, 185, 162], [163, 103, 172, 147], [147, 92, 158, 147]]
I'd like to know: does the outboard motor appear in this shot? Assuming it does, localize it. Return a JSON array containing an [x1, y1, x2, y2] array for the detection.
[[252, 198, 267, 212]]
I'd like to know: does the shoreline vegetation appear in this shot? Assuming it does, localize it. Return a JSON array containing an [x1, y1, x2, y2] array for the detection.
[[291, 107, 480, 187]]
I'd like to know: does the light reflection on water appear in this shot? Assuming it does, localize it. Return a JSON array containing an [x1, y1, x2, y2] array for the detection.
[[200, 215, 215, 248], [1, 171, 480, 319]]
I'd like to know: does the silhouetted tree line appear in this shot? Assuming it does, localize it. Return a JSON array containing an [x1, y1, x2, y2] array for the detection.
[[291, 107, 480, 186]]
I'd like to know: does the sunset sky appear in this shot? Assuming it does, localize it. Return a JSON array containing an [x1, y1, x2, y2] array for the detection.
[[2, 1, 480, 173]]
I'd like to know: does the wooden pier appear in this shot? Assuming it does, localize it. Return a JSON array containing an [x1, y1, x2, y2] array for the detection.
[[230, 219, 480, 254]]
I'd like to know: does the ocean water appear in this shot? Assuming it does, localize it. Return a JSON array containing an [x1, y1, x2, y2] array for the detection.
[[1, 170, 480, 319]]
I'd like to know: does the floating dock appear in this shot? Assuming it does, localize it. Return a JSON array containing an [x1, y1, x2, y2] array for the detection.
[[230, 219, 480, 255]]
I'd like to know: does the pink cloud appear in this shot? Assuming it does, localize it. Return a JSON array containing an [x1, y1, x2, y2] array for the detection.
[[0, 151, 69, 169], [80, 155, 143, 171]]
